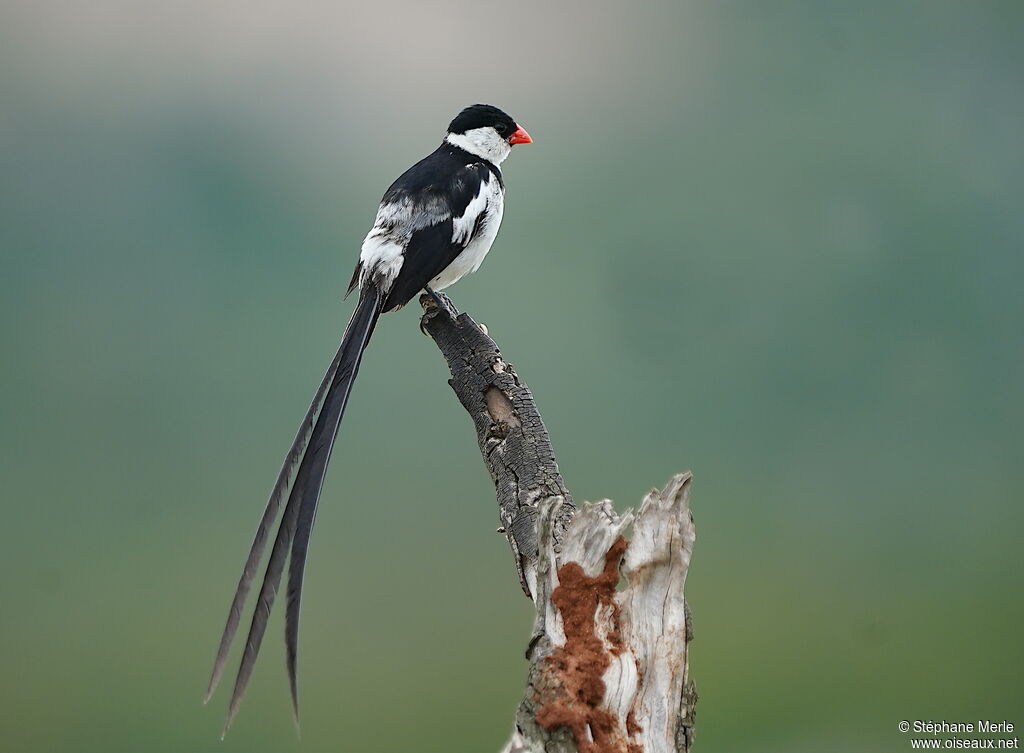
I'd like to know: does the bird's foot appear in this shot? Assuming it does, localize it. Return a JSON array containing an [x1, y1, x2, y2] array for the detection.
[[419, 287, 459, 335], [424, 286, 446, 308]]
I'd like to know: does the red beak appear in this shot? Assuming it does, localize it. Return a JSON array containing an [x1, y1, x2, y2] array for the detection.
[[509, 125, 533, 145]]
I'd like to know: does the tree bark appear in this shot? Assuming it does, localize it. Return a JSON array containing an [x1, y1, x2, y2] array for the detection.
[[419, 294, 697, 753]]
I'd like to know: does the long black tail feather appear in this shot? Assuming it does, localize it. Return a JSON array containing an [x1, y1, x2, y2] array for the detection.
[[204, 344, 347, 705], [209, 286, 385, 735], [283, 287, 382, 724]]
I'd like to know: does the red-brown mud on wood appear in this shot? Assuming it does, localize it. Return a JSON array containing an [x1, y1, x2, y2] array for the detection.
[[626, 710, 642, 737], [535, 537, 635, 753]]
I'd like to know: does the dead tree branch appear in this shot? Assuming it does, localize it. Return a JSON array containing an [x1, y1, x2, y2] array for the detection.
[[419, 294, 697, 753]]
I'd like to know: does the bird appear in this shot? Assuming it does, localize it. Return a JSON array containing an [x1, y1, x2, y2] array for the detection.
[[203, 104, 532, 735]]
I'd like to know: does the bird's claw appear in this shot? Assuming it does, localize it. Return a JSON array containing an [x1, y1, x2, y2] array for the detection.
[[419, 288, 458, 335], [423, 286, 443, 308]]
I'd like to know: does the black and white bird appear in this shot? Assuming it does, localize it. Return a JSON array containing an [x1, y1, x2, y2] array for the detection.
[[204, 104, 532, 733]]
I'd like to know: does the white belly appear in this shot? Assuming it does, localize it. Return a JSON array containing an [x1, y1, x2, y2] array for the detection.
[[429, 181, 504, 291]]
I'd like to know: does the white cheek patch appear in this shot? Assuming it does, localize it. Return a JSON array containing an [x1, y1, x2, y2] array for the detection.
[[445, 128, 512, 165]]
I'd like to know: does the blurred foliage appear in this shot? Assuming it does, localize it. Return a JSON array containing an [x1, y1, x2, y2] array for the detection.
[[0, 1, 1021, 752]]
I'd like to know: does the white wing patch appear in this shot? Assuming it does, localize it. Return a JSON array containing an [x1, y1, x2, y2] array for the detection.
[[452, 181, 490, 246], [357, 168, 504, 293], [358, 194, 451, 289], [430, 173, 504, 291], [358, 236, 405, 289]]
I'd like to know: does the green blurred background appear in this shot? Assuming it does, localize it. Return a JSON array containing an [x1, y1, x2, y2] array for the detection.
[[1, 1, 1021, 751]]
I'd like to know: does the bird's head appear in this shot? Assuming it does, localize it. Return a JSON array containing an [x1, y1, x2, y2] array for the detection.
[[445, 104, 532, 165]]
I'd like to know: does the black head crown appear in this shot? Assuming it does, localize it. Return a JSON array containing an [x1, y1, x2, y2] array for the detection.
[[447, 104, 518, 140]]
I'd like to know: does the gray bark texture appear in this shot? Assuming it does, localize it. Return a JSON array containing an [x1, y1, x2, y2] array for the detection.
[[419, 294, 697, 753]]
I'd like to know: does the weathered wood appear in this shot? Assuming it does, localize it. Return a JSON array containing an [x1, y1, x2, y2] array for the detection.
[[419, 294, 696, 753], [418, 292, 576, 597]]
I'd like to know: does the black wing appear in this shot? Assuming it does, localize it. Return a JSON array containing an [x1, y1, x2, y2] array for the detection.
[[348, 151, 498, 310], [383, 160, 495, 309]]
